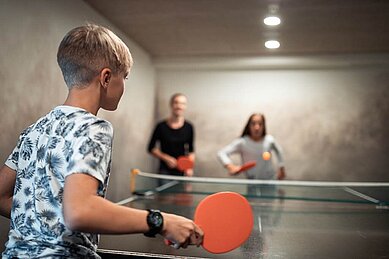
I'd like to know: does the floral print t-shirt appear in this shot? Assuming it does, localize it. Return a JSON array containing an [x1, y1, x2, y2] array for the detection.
[[2, 105, 113, 258]]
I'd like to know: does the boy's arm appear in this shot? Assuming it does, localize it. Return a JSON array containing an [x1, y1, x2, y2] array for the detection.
[[0, 165, 16, 218], [63, 173, 203, 246]]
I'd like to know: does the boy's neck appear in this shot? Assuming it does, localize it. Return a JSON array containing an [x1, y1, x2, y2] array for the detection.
[[64, 84, 100, 115]]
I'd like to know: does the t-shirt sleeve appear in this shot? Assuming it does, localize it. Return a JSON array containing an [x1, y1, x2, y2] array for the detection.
[[65, 120, 113, 185], [217, 138, 243, 165], [4, 126, 32, 170], [269, 136, 285, 167], [5, 141, 21, 170]]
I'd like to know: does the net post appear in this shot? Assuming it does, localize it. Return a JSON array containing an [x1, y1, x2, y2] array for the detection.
[[130, 169, 140, 194]]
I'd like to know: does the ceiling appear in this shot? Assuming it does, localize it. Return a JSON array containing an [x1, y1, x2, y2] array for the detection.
[[84, 0, 389, 59]]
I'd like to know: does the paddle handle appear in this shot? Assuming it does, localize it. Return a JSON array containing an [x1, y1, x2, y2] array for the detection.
[[164, 239, 180, 249]]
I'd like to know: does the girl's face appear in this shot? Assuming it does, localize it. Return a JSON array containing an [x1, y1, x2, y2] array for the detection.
[[249, 115, 264, 140]]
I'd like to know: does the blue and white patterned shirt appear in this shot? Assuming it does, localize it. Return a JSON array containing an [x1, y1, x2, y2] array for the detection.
[[2, 105, 113, 258]]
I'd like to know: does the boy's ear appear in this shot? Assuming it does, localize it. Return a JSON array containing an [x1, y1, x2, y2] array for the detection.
[[100, 68, 112, 89]]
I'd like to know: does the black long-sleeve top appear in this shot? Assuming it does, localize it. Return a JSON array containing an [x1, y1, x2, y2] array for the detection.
[[147, 120, 194, 175]]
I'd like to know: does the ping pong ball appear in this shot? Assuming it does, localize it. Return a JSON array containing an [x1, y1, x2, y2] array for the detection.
[[262, 151, 271, 161]]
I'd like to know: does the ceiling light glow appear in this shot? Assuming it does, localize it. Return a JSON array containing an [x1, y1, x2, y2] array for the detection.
[[264, 16, 281, 26], [265, 40, 280, 49]]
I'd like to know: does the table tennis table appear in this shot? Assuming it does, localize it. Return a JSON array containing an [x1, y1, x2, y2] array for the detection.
[[97, 174, 389, 258]]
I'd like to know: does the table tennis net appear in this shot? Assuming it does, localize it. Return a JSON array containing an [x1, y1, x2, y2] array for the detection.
[[128, 169, 389, 207]]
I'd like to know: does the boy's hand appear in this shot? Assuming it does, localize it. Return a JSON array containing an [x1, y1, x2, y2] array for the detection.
[[160, 212, 203, 248]]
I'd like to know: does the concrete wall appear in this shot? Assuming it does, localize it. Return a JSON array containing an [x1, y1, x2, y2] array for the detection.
[[0, 0, 156, 252], [1, 0, 389, 254], [155, 57, 389, 182]]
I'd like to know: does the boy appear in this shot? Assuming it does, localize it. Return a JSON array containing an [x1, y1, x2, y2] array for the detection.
[[0, 24, 203, 258]]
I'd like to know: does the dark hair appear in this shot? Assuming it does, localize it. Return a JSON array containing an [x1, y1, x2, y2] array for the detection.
[[241, 113, 267, 137]]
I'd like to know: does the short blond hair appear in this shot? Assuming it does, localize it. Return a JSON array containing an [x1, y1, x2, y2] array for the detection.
[[57, 24, 133, 88], [170, 93, 187, 105]]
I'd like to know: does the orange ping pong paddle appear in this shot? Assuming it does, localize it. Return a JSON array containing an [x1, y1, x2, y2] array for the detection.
[[166, 192, 253, 254], [235, 161, 257, 174], [176, 156, 194, 172]]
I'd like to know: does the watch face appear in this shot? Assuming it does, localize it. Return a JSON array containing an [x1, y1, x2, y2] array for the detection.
[[145, 210, 164, 237], [151, 212, 163, 227]]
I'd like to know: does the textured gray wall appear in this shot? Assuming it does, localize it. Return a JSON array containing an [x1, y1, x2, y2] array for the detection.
[[1, 0, 389, 255], [156, 66, 389, 181], [0, 0, 156, 252]]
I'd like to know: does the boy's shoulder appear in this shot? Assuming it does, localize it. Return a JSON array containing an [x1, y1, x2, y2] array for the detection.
[[54, 105, 111, 124], [56, 106, 113, 135], [24, 105, 113, 140]]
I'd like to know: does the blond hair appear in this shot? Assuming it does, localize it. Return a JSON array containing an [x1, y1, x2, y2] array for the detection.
[[57, 24, 133, 88], [170, 93, 187, 106]]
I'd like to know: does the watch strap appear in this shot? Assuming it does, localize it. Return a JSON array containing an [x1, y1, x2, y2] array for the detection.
[[144, 209, 164, 237]]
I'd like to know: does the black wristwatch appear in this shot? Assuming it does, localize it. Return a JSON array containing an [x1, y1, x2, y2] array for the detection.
[[144, 209, 164, 237]]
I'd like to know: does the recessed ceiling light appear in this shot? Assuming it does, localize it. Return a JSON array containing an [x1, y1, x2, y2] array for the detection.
[[264, 16, 281, 26], [265, 40, 280, 49]]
